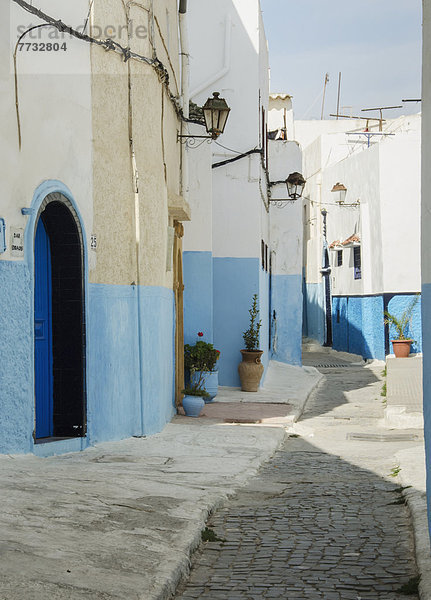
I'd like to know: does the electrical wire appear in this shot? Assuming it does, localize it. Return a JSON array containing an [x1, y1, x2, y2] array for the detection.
[[214, 140, 247, 155]]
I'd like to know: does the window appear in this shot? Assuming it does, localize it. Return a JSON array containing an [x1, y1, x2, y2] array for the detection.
[[261, 240, 265, 269], [337, 250, 343, 267], [265, 244, 269, 272], [353, 246, 361, 280]]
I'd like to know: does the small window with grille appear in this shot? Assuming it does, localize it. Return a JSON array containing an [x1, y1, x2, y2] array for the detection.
[[353, 246, 361, 280], [337, 250, 342, 267]]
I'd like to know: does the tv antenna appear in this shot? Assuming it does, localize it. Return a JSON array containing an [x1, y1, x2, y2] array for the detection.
[[361, 106, 402, 131], [321, 73, 329, 120]]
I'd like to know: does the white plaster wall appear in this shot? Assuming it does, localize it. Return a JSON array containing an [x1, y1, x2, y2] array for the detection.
[[183, 125, 213, 253], [424, 0, 431, 286], [303, 115, 421, 297], [268, 141, 303, 276], [188, 0, 261, 152], [1, 1, 93, 262], [188, 0, 270, 261], [379, 124, 421, 292], [321, 144, 381, 297], [268, 96, 294, 139], [212, 154, 263, 258]]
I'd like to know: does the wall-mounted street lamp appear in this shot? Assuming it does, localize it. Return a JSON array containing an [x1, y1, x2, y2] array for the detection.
[[286, 172, 306, 200], [269, 171, 306, 207], [178, 92, 231, 144], [331, 182, 360, 207]]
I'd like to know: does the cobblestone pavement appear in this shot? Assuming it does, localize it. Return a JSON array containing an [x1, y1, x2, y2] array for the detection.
[[175, 354, 419, 599]]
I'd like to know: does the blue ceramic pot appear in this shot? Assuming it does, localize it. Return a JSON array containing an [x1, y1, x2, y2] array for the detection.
[[182, 395, 205, 417], [191, 370, 219, 402]]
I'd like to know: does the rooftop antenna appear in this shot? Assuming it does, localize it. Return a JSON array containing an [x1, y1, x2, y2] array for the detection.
[[336, 72, 342, 120], [361, 106, 402, 131], [321, 73, 329, 120]]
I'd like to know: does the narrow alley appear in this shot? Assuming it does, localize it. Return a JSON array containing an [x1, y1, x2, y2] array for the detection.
[[175, 352, 420, 599]]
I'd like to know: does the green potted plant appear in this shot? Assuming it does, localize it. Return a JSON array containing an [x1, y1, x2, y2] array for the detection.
[[184, 333, 220, 402], [238, 294, 264, 392], [384, 294, 420, 358], [181, 369, 209, 417]]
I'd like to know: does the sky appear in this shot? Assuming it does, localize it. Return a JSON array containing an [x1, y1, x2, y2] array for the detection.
[[260, 0, 422, 120]]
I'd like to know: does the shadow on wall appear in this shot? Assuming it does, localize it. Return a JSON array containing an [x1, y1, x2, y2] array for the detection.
[[303, 287, 422, 361]]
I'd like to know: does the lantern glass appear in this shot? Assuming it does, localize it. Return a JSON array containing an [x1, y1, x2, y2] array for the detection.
[[286, 172, 306, 200], [202, 92, 231, 138]]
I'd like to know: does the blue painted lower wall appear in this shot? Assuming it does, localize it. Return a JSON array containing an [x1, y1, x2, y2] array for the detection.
[[332, 293, 421, 360], [272, 274, 302, 366], [88, 284, 175, 442], [386, 294, 422, 354], [422, 284, 431, 541], [213, 257, 266, 387], [183, 251, 213, 344], [303, 281, 325, 345], [0, 261, 33, 454], [0, 266, 175, 455]]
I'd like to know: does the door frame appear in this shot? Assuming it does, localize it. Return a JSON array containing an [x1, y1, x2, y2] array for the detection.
[[26, 181, 88, 443], [173, 221, 184, 407]]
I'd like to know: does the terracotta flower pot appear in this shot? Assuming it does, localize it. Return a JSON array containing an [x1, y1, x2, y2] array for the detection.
[[238, 350, 264, 392], [391, 339, 412, 358]]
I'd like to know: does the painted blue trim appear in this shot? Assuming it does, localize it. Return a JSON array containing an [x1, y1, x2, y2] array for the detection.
[[183, 251, 213, 344], [271, 274, 302, 366]]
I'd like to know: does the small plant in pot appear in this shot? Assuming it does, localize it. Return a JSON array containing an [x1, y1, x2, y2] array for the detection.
[[181, 370, 209, 417], [384, 294, 420, 358], [238, 294, 264, 392], [184, 333, 220, 402]]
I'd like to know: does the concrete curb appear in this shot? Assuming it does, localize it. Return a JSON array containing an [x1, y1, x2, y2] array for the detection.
[[291, 367, 324, 423], [396, 451, 431, 600], [161, 429, 289, 600]]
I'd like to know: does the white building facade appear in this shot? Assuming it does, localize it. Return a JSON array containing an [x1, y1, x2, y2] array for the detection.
[[302, 116, 422, 359], [0, 0, 190, 455], [184, 0, 304, 386]]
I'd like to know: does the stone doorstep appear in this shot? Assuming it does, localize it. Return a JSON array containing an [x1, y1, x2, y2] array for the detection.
[[179, 403, 296, 425], [384, 405, 424, 430]]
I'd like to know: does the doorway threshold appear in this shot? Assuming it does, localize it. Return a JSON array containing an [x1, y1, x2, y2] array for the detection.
[[35, 436, 75, 445], [33, 436, 88, 457]]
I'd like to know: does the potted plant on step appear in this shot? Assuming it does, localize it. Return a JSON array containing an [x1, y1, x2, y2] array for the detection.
[[181, 370, 209, 417], [384, 294, 420, 358], [184, 333, 220, 402], [238, 294, 264, 392]]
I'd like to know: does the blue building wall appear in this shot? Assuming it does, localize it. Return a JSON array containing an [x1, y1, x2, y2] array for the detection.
[[87, 285, 175, 444], [272, 274, 302, 365], [0, 181, 176, 456], [422, 284, 431, 541], [303, 280, 325, 345], [331, 293, 421, 360], [332, 295, 385, 360], [386, 294, 422, 354], [183, 251, 213, 344], [259, 266, 270, 376], [0, 261, 34, 454], [213, 257, 263, 387]]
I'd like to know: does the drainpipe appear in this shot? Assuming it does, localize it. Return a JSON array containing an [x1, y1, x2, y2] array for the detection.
[[179, 0, 189, 203]]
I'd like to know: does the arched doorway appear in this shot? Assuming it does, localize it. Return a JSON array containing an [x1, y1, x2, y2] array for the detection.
[[34, 196, 86, 440]]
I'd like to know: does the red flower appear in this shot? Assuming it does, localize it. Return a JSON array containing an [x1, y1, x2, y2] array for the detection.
[[198, 332, 204, 337]]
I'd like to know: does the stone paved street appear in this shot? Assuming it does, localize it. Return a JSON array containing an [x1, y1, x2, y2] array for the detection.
[[175, 353, 420, 599]]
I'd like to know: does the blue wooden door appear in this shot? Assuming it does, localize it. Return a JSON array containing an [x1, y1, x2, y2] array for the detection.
[[34, 219, 53, 439]]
